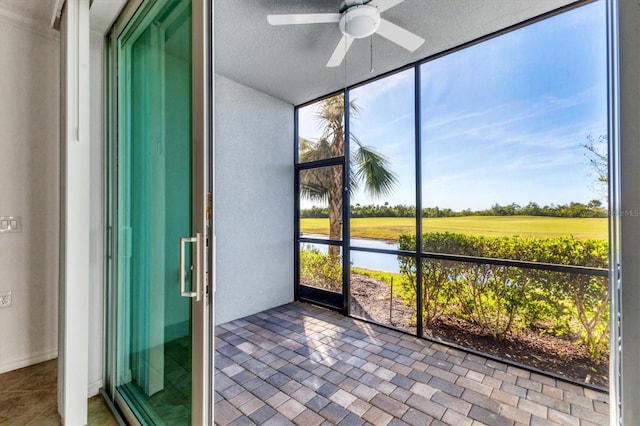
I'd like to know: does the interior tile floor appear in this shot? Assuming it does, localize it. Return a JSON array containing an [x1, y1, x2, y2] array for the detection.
[[0, 359, 118, 425], [215, 302, 609, 426]]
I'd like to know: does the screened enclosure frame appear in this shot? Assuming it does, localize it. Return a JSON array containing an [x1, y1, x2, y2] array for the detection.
[[293, 0, 618, 394]]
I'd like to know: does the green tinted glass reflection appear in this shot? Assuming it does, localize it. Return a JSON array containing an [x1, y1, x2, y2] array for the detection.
[[116, 0, 193, 424]]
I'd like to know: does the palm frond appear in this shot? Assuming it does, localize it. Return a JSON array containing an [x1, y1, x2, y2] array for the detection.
[[299, 137, 333, 163], [300, 166, 333, 202], [349, 98, 360, 120], [302, 95, 397, 201], [351, 138, 398, 198], [300, 181, 329, 202]]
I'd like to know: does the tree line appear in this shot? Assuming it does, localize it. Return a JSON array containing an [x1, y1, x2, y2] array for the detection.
[[301, 200, 607, 219]]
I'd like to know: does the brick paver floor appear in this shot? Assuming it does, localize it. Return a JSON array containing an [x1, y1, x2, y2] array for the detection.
[[214, 302, 609, 426]]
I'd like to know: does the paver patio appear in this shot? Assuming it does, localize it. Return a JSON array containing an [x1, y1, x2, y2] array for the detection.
[[214, 302, 609, 426]]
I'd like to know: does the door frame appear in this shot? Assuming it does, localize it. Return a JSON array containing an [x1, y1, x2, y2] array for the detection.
[[294, 90, 352, 314], [103, 0, 213, 424], [295, 158, 349, 313]]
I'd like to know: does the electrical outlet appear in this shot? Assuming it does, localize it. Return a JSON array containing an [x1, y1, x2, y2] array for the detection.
[[0, 291, 11, 308], [0, 216, 21, 233]]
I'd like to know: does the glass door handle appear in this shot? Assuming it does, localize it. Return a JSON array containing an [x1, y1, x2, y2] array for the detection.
[[180, 233, 201, 301]]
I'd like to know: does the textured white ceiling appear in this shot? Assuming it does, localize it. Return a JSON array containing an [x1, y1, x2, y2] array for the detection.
[[214, 0, 585, 105]]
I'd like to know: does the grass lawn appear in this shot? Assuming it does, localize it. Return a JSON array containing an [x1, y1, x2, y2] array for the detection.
[[300, 216, 608, 241]]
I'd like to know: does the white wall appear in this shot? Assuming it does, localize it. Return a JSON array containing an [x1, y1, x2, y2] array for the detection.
[[0, 8, 60, 374], [214, 75, 294, 325], [618, 1, 640, 423]]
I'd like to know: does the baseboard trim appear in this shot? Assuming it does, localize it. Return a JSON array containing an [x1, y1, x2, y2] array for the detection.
[[88, 379, 103, 397], [0, 349, 58, 374]]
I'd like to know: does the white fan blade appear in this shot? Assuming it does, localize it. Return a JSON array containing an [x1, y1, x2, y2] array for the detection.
[[367, 0, 405, 13], [326, 35, 355, 67], [267, 13, 341, 26], [376, 18, 425, 51]]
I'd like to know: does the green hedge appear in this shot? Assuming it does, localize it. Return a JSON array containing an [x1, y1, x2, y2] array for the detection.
[[300, 249, 342, 292], [397, 233, 609, 361]]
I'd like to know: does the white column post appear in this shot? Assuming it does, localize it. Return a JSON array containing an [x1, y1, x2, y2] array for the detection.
[[57, 0, 90, 424], [617, 0, 640, 424]]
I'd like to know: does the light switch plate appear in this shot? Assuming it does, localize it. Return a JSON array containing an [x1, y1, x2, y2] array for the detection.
[[0, 216, 21, 233], [0, 291, 11, 308]]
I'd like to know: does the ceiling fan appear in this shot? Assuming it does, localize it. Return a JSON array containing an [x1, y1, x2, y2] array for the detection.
[[267, 0, 425, 68]]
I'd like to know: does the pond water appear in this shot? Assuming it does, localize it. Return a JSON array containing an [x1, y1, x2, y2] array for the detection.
[[300, 236, 402, 273]]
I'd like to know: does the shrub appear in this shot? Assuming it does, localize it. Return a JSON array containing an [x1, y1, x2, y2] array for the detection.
[[397, 232, 609, 359], [398, 234, 461, 327], [300, 248, 342, 292]]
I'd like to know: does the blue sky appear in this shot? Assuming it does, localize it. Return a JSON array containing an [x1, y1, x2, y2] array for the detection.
[[299, 0, 607, 211]]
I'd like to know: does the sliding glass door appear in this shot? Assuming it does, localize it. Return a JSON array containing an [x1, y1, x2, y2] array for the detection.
[[105, 0, 211, 424]]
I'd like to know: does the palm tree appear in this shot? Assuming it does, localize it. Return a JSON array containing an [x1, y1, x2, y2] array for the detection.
[[300, 94, 398, 258]]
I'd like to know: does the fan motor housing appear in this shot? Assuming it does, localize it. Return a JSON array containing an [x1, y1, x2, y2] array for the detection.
[[339, 5, 381, 39]]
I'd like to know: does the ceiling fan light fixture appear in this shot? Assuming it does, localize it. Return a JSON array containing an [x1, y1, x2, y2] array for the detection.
[[266, 0, 425, 68], [339, 5, 380, 39]]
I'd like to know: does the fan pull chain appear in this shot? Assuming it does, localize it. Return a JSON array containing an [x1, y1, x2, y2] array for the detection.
[[370, 35, 374, 73], [344, 36, 348, 87]]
